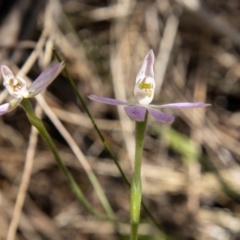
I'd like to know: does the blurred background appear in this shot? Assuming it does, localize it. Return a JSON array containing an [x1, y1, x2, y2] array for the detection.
[[1, 0, 240, 239]]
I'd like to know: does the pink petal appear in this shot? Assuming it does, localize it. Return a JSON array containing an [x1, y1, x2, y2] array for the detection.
[[150, 102, 210, 109], [28, 62, 65, 97], [147, 107, 174, 123], [88, 95, 129, 105], [1, 65, 15, 85], [0, 103, 10, 115], [0, 98, 22, 116], [124, 105, 147, 121], [136, 49, 155, 82]]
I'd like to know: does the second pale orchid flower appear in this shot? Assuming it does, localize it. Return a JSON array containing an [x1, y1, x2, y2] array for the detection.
[[0, 62, 65, 115]]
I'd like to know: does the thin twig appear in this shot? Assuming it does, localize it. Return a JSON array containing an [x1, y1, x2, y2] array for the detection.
[[110, 0, 137, 167], [155, 12, 180, 95]]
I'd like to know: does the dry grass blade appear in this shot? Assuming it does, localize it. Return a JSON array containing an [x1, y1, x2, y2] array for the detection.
[[6, 104, 41, 240]]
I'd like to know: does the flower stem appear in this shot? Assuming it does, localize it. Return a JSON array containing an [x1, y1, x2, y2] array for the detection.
[[20, 98, 110, 221], [130, 113, 148, 240]]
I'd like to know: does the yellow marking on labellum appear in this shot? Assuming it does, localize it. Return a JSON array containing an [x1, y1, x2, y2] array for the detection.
[[146, 90, 152, 97], [139, 81, 152, 90], [139, 78, 153, 98], [9, 78, 23, 91]]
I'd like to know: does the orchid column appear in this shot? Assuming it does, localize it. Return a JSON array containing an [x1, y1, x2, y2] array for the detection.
[[89, 50, 209, 240]]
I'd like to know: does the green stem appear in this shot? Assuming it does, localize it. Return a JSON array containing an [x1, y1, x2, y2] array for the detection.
[[53, 50, 129, 185], [130, 113, 148, 240], [20, 98, 110, 221]]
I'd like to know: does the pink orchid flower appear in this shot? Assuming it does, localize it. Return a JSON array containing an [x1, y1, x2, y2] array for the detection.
[[89, 50, 209, 122], [0, 62, 65, 115]]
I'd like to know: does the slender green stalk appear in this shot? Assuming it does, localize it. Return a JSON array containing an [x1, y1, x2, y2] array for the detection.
[[20, 98, 110, 221], [53, 50, 129, 184], [130, 113, 148, 240]]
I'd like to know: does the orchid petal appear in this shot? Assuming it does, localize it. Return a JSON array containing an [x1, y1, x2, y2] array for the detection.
[[28, 62, 65, 97], [150, 102, 211, 109], [136, 49, 155, 83], [0, 103, 10, 116], [88, 95, 129, 105], [124, 105, 147, 121], [1, 65, 15, 85], [0, 98, 22, 116], [134, 50, 155, 105], [147, 107, 174, 123]]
